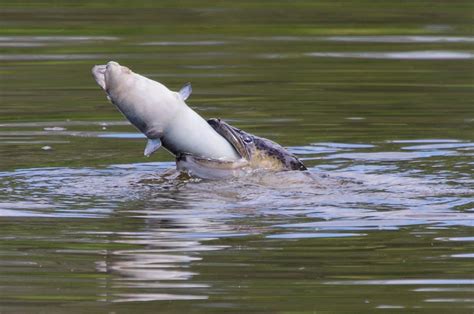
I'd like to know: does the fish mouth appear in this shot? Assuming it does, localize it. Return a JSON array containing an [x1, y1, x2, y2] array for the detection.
[[177, 153, 248, 169], [91, 61, 123, 91], [207, 118, 251, 160], [176, 153, 250, 179], [92, 64, 107, 90]]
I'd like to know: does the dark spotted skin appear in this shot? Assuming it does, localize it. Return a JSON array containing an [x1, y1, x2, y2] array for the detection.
[[208, 118, 307, 171], [251, 134, 307, 171]]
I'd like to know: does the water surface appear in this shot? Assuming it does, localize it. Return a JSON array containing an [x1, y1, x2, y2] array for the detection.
[[0, 1, 473, 312]]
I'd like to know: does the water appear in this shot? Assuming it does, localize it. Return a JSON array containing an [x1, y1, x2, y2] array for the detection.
[[1, 1, 473, 312]]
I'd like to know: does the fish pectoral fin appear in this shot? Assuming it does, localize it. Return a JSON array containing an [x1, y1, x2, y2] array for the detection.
[[144, 138, 162, 157], [178, 82, 192, 101]]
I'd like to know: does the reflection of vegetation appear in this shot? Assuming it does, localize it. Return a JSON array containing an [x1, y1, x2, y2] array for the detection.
[[0, 0, 472, 170], [1, 0, 473, 36], [0, 3, 473, 310]]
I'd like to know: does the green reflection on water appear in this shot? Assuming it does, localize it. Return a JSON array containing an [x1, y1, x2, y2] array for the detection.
[[0, 0, 473, 312]]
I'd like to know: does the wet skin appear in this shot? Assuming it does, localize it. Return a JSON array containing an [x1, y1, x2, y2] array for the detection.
[[206, 118, 306, 171]]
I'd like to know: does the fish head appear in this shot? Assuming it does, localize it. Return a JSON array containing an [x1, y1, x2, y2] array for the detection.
[[92, 61, 133, 94], [207, 118, 254, 161], [208, 118, 307, 171], [91, 61, 152, 136]]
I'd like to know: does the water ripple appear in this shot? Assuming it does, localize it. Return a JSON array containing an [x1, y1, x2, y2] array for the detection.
[[267, 232, 366, 239], [325, 36, 474, 43], [306, 51, 474, 60], [325, 279, 474, 285], [140, 41, 228, 46]]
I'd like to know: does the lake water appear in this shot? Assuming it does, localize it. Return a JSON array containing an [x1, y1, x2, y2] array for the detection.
[[0, 1, 473, 312]]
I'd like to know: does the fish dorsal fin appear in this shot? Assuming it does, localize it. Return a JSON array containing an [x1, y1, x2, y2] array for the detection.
[[178, 82, 192, 101], [144, 138, 162, 157]]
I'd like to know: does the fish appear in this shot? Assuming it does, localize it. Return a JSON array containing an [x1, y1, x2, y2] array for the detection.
[[92, 61, 240, 160], [177, 119, 307, 178], [92, 61, 306, 178]]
